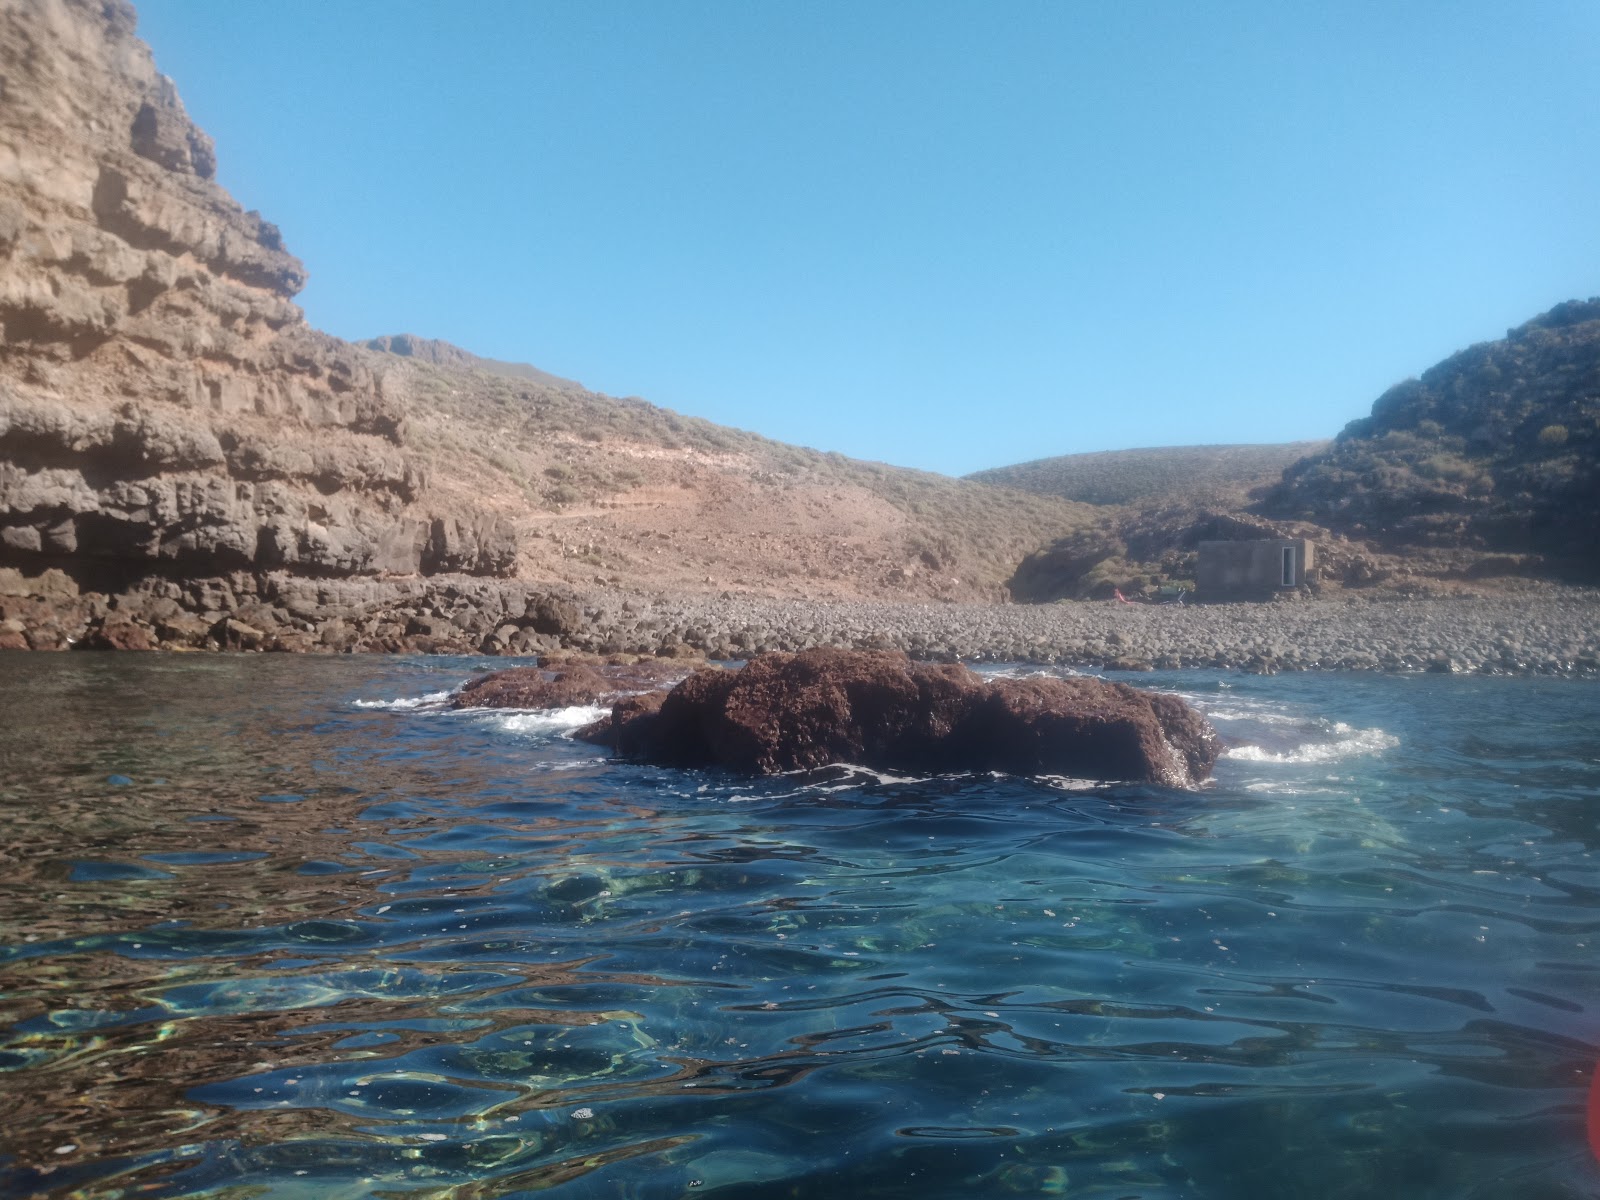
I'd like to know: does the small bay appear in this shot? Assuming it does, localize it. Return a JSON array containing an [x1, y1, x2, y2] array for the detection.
[[0, 655, 1595, 1199]]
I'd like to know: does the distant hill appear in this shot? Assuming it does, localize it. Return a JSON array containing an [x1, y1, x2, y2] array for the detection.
[[968, 442, 1328, 508], [1261, 298, 1600, 575], [1008, 300, 1600, 601]]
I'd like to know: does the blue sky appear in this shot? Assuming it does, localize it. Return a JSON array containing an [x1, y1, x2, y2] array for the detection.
[[135, 1, 1600, 476]]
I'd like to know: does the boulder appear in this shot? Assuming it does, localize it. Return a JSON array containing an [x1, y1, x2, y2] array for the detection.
[[576, 648, 1218, 787], [524, 593, 583, 637], [82, 618, 154, 650]]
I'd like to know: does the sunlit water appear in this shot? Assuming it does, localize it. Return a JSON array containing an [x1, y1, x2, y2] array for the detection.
[[1, 655, 1597, 1199]]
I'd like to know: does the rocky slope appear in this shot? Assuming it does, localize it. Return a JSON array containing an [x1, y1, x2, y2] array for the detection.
[[2, 0, 1591, 658], [1261, 299, 1600, 577], [363, 333, 585, 393], [362, 345, 1099, 604], [999, 303, 1600, 601], [0, 0, 1104, 653]]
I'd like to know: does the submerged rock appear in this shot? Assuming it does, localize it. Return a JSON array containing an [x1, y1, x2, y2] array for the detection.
[[575, 648, 1219, 787], [452, 655, 702, 710]]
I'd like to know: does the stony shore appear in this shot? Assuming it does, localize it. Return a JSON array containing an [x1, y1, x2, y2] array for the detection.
[[2, 567, 1596, 674], [573, 586, 1600, 675]]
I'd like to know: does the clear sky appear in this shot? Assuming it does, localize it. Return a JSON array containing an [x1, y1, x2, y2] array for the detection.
[[134, 1, 1600, 477]]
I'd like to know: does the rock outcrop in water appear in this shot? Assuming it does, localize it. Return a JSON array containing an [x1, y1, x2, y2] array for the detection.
[[0, 0, 514, 614], [570, 648, 1219, 786], [452, 654, 703, 710]]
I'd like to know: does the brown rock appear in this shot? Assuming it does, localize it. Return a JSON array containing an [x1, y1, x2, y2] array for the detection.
[[588, 690, 670, 757], [525, 594, 583, 637], [453, 657, 698, 710], [0, 0, 515, 610], [576, 648, 1219, 787], [83, 619, 154, 650], [212, 617, 266, 650]]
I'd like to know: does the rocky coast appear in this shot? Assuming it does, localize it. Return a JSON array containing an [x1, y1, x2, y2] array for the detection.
[[4, 562, 1594, 674], [565, 585, 1600, 675]]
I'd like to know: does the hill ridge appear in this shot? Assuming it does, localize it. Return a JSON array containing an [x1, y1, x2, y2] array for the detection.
[[968, 441, 1329, 508]]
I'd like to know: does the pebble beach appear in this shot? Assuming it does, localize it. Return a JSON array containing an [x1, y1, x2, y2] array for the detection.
[[572, 586, 1600, 675]]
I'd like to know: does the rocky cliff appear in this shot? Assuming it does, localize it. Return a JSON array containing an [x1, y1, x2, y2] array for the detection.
[[0, 0, 514, 601], [0, 0, 1110, 654]]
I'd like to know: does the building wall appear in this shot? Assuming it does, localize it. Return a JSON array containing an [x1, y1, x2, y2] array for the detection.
[[1196, 539, 1314, 600]]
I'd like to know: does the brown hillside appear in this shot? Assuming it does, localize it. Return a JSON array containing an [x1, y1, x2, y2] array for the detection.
[[366, 347, 1102, 601], [0, 0, 1100, 609]]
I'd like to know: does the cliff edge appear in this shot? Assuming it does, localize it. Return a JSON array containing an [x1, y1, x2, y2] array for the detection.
[[0, 0, 514, 595]]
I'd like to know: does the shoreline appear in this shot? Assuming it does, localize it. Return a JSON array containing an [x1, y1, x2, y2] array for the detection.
[[4, 566, 1598, 675], [570, 587, 1600, 676]]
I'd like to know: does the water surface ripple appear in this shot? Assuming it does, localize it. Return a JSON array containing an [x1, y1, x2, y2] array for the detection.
[[0, 656, 1597, 1198]]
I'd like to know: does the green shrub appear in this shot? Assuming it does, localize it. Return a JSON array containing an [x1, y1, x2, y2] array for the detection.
[[1418, 454, 1477, 482]]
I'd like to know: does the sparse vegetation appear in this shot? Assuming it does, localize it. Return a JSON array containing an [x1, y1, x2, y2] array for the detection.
[[968, 442, 1327, 507], [1264, 298, 1600, 572], [369, 342, 1105, 597]]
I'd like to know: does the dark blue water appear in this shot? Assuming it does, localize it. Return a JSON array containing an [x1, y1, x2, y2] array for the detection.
[[1, 655, 1597, 1199]]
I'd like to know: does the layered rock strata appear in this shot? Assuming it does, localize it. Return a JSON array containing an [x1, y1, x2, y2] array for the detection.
[[0, 0, 513, 615]]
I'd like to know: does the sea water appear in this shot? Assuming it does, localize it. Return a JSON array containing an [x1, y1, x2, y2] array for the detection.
[[0, 655, 1596, 1199]]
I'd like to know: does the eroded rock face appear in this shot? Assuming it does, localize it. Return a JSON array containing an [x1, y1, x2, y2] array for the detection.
[[575, 648, 1219, 787], [0, 0, 513, 592], [0, 563, 589, 654]]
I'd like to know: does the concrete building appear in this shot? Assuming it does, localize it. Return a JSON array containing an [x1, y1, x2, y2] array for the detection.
[[1196, 538, 1315, 601]]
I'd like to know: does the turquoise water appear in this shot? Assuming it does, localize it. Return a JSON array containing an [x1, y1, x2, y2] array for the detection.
[[0, 655, 1597, 1199]]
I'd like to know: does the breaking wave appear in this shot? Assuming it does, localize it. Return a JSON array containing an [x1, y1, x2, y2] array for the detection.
[[353, 690, 455, 710], [493, 704, 612, 736], [1223, 721, 1399, 764]]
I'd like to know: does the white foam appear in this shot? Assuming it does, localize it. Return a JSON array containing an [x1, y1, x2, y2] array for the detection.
[[979, 665, 1090, 680], [1203, 708, 1301, 725], [752, 764, 933, 798], [1224, 723, 1398, 764], [354, 690, 454, 710], [495, 705, 612, 736], [1038, 774, 1113, 792]]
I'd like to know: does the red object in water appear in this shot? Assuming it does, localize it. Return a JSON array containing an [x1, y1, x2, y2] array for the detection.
[[1589, 1061, 1600, 1161]]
